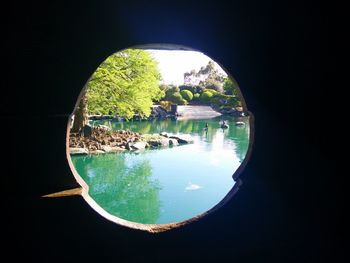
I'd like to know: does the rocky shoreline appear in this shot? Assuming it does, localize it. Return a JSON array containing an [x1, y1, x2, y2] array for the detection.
[[69, 126, 194, 155]]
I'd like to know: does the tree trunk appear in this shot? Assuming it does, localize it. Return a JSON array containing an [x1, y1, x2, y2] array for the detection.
[[71, 93, 88, 133]]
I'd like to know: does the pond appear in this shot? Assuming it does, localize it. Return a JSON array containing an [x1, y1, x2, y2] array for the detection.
[[70, 116, 250, 224]]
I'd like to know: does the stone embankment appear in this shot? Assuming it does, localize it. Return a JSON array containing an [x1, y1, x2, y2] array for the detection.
[[69, 126, 194, 155]]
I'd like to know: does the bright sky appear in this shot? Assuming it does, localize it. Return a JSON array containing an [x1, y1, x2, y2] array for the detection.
[[148, 49, 227, 85]]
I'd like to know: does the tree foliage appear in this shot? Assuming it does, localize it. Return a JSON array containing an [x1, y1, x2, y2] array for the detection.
[[223, 76, 239, 96], [168, 92, 187, 105], [200, 91, 214, 103], [184, 60, 225, 92], [193, 93, 200, 100], [85, 49, 164, 119]]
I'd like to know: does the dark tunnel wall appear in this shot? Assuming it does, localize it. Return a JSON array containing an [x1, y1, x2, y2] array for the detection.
[[2, 1, 338, 262]]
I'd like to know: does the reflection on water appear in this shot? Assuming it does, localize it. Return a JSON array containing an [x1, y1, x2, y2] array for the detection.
[[72, 116, 250, 224], [73, 154, 161, 223]]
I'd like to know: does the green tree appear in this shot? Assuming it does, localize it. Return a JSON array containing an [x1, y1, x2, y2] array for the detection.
[[223, 76, 239, 96], [184, 60, 225, 93], [72, 49, 163, 132]]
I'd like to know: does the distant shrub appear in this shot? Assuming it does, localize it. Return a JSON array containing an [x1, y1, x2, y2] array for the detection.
[[200, 91, 214, 103], [160, 100, 172, 111], [159, 84, 168, 91], [204, 81, 224, 93], [203, 89, 218, 95], [179, 85, 202, 94], [196, 86, 205, 94], [169, 92, 188, 105], [164, 86, 180, 100], [211, 94, 242, 108], [228, 96, 241, 107], [180, 90, 193, 101], [193, 93, 200, 100], [167, 85, 180, 93], [164, 89, 176, 100], [179, 98, 188, 105]]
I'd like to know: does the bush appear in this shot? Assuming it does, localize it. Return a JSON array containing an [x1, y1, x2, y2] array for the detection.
[[179, 98, 188, 105], [210, 94, 242, 108], [167, 85, 180, 93], [223, 77, 239, 96], [159, 100, 172, 111], [204, 81, 224, 93], [179, 85, 202, 94], [200, 91, 214, 103], [203, 89, 218, 95], [180, 90, 193, 101], [194, 86, 204, 94], [164, 86, 180, 99], [228, 96, 241, 107], [169, 92, 188, 105], [193, 93, 200, 100]]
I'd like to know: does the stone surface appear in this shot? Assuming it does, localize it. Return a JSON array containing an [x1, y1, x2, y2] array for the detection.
[[132, 141, 147, 150], [169, 135, 194, 144], [160, 138, 169, 147], [89, 150, 105, 154], [70, 147, 89, 155], [160, 132, 169, 137], [97, 124, 111, 131], [101, 145, 112, 152], [109, 147, 126, 152], [148, 140, 161, 147], [168, 138, 179, 146]]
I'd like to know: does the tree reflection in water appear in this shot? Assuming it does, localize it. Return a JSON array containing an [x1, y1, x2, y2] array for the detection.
[[72, 153, 161, 224]]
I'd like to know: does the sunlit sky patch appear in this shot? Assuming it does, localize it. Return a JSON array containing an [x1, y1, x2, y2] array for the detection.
[[148, 50, 227, 85]]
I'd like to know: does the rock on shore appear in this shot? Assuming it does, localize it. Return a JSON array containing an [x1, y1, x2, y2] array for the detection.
[[69, 128, 194, 155]]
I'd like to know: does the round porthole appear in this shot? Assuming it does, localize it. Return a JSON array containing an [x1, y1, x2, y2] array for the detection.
[[66, 44, 253, 232]]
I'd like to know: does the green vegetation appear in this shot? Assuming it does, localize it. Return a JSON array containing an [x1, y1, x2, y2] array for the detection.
[[210, 93, 241, 109], [71, 49, 244, 133], [202, 88, 218, 95], [178, 85, 203, 94], [72, 49, 163, 132], [200, 91, 214, 103], [159, 100, 172, 111], [223, 76, 239, 96], [193, 93, 200, 101], [180, 90, 193, 101], [168, 92, 187, 105], [184, 60, 224, 93], [86, 49, 163, 118], [160, 60, 241, 108]]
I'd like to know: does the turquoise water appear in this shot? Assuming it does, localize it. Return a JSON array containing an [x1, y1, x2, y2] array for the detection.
[[71, 116, 250, 224]]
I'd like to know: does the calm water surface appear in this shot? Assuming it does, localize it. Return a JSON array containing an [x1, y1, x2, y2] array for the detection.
[[71, 116, 250, 224]]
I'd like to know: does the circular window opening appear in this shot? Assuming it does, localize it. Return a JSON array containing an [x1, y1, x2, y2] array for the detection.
[[66, 44, 253, 232]]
